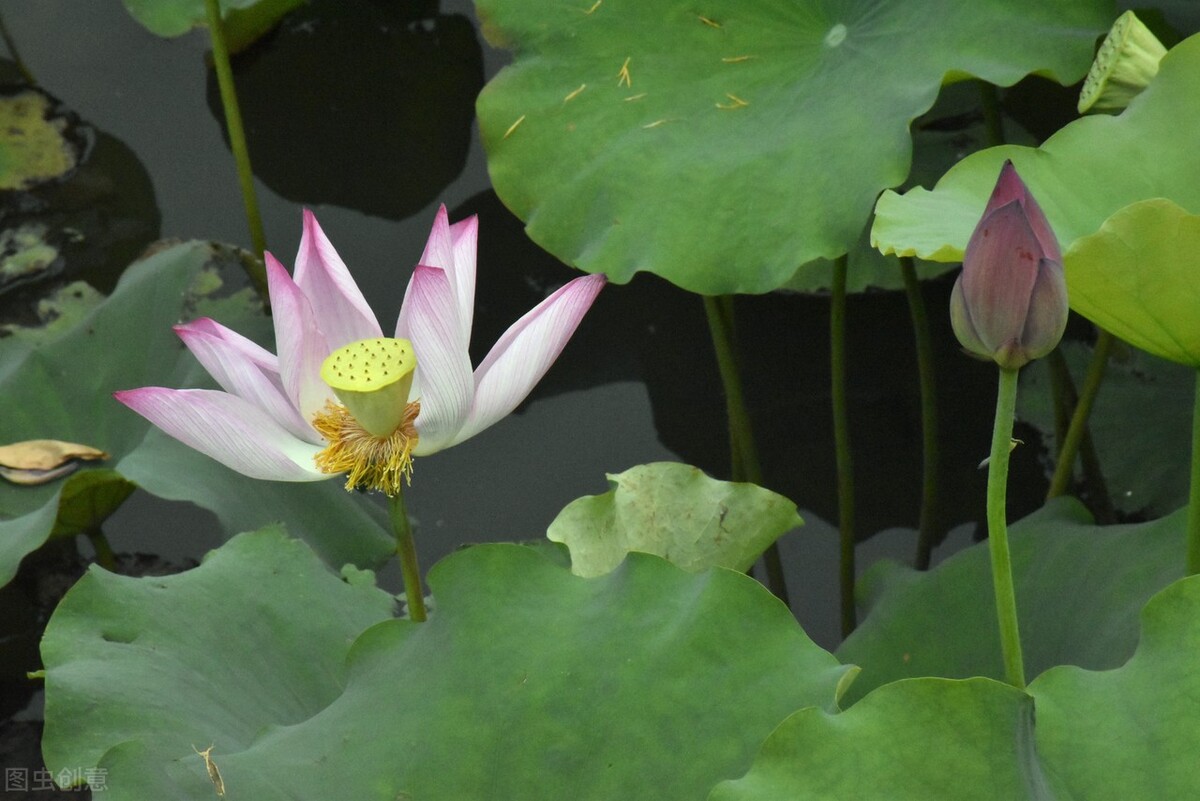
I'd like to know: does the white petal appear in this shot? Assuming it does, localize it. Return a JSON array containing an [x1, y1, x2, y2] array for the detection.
[[453, 274, 605, 447], [404, 265, 474, 454], [293, 210, 383, 349], [266, 252, 334, 424], [175, 321, 320, 444], [116, 387, 327, 482]]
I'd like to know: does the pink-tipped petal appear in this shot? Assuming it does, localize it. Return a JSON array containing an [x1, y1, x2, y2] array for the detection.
[[418, 205, 454, 274], [175, 322, 319, 444], [447, 214, 478, 343], [116, 387, 326, 482], [961, 201, 1041, 353], [405, 265, 474, 454], [986, 161, 1061, 263], [451, 273, 605, 448], [294, 210, 383, 349], [398, 207, 478, 346], [266, 252, 334, 424], [181, 317, 280, 375]]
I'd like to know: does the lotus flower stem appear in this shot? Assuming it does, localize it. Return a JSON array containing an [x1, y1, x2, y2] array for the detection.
[[0, 10, 34, 85], [1047, 329, 1115, 500], [1186, 371, 1200, 576], [388, 487, 427, 622], [1045, 350, 1113, 519], [86, 528, 117, 573], [986, 367, 1026, 688], [203, 0, 269, 303], [831, 254, 857, 636], [978, 81, 1005, 147], [900, 257, 943, 571], [702, 295, 789, 606]]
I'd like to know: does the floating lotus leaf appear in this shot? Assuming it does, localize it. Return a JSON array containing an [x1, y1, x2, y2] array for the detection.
[[43, 535, 852, 799], [120, 0, 304, 40], [714, 575, 1200, 799], [547, 462, 801, 577], [872, 32, 1200, 263], [475, 0, 1111, 294], [711, 678, 1041, 800], [41, 527, 396, 776], [1020, 341, 1193, 517], [0, 89, 79, 191], [0, 241, 392, 588], [836, 498, 1185, 704]]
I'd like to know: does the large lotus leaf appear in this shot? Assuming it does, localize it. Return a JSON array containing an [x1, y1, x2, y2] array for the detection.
[[0, 241, 392, 587], [46, 536, 853, 799], [546, 462, 801, 577], [1019, 341, 1194, 517], [872, 32, 1200, 263], [474, 0, 1111, 295], [714, 578, 1200, 798], [710, 678, 1044, 800], [1066, 199, 1200, 366], [781, 82, 1041, 293], [1029, 574, 1200, 798], [41, 526, 396, 779], [835, 498, 1186, 704], [120, 0, 304, 39]]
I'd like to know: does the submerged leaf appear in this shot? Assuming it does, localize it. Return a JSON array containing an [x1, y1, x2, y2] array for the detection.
[[0, 89, 80, 191]]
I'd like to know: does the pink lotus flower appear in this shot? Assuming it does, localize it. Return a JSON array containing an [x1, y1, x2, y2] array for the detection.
[[949, 160, 1068, 370], [116, 207, 605, 495]]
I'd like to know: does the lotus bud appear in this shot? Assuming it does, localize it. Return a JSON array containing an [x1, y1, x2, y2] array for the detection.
[[949, 161, 1068, 371], [1078, 10, 1166, 114]]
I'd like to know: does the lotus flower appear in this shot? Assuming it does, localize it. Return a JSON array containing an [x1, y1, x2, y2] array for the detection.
[[949, 161, 1068, 370], [116, 207, 605, 495]]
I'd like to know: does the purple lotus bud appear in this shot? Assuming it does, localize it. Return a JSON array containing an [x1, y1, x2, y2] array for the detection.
[[950, 161, 1068, 370]]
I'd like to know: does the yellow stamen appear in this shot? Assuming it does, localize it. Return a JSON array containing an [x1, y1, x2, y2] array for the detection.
[[312, 400, 420, 496]]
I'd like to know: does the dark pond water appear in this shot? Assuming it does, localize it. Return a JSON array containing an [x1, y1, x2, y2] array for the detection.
[[0, 0, 1056, 673]]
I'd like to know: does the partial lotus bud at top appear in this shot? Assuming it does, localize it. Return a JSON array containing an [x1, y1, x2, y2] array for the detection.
[[1078, 10, 1166, 114], [950, 161, 1068, 371]]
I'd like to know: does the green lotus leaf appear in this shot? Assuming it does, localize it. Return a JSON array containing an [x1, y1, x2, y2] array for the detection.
[[872, 32, 1200, 263], [41, 526, 396, 777], [120, 0, 303, 40], [1065, 199, 1200, 366], [475, 0, 1111, 294], [836, 498, 1185, 704], [547, 461, 801, 577], [1019, 341, 1194, 517], [714, 575, 1200, 799], [0, 241, 392, 588], [711, 678, 1043, 800], [44, 536, 853, 800], [49, 468, 137, 539], [1030, 574, 1200, 798]]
